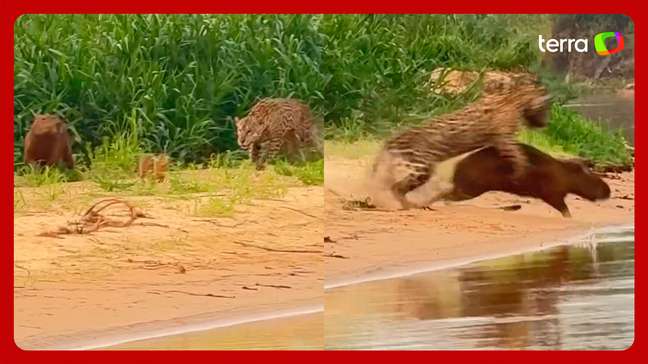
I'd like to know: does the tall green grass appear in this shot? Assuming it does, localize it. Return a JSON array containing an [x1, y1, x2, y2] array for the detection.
[[16, 14, 627, 171], [14, 14, 327, 167], [320, 14, 546, 134], [15, 14, 549, 168]]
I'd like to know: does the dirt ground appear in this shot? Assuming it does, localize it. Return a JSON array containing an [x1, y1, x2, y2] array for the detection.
[[14, 147, 635, 349], [324, 153, 634, 288], [14, 183, 323, 349]]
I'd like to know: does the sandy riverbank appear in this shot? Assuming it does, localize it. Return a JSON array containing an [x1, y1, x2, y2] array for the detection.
[[107, 311, 323, 350], [324, 153, 634, 288], [13, 150, 634, 349], [14, 181, 323, 350]]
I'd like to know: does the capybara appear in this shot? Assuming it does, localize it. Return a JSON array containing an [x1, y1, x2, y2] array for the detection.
[[23, 114, 74, 169], [137, 153, 170, 182], [444, 144, 611, 217]]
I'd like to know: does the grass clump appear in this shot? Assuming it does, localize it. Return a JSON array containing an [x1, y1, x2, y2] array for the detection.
[[206, 150, 248, 169], [273, 159, 324, 186], [168, 175, 212, 195], [15, 165, 71, 187], [190, 163, 289, 217], [85, 113, 141, 179], [194, 196, 238, 217], [83, 112, 143, 192]]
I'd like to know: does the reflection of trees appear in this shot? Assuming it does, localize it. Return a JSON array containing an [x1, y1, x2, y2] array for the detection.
[[394, 271, 463, 320], [329, 236, 632, 350], [589, 238, 635, 277], [457, 247, 573, 349], [394, 246, 602, 349]]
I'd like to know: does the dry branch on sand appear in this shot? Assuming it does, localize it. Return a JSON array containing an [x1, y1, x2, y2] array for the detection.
[[233, 241, 322, 254], [37, 198, 145, 238]]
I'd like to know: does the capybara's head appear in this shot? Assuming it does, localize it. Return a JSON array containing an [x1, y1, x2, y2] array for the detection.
[[155, 153, 170, 171], [563, 160, 611, 201], [32, 113, 64, 125]]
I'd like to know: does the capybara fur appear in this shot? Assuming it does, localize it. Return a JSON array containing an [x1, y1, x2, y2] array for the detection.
[[23, 114, 74, 169], [137, 154, 170, 182], [445, 144, 611, 217]]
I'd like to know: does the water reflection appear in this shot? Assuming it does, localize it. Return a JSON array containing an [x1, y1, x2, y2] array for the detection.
[[325, 227, 634, 350], [566, 93, 634, 145]]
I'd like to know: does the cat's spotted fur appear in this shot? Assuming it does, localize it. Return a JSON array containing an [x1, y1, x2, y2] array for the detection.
[[371, 73, 552, 209], [235, 98, 321, 170]]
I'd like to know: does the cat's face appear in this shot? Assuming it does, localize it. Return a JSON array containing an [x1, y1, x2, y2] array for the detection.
[[235, 116, 256, 150]]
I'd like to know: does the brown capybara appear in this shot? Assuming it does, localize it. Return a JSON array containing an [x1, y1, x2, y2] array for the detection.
[[137, 153, 170, 182], [444, 143, 611, 217], [23, 114, 74, 169]]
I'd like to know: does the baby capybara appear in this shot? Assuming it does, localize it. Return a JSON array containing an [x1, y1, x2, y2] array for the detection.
[[445, 144, 611, 217], [137, 153, 170, 182], [23, 114, 74, 169]]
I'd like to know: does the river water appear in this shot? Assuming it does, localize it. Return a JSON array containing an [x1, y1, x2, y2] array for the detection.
[[565, 93, 635, 145], [106, 226, 634, 350], [325, 226, 634, 350]]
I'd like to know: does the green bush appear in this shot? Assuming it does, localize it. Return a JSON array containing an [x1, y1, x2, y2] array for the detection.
[[18, 14, 628, 170], [524, 105, 632, 167], [15, 14, 547, 168], [14, 14, 327, 167], [320, 14, 544, 133]]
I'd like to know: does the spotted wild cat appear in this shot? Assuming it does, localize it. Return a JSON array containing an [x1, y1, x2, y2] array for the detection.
[[235, 98, 322, 170], [370, 73, 552, 209]]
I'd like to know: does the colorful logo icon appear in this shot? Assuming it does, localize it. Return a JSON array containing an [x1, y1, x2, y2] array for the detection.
[[594, 32, 624, 56]]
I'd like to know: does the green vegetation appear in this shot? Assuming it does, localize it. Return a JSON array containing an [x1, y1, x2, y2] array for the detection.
[[14, 161, 298, 217], [15, 14, 327, 205], [316, 15, 632, 167], [14, 14, 551, 166], [321, 14, 549, 134], [193, 170, 288, 217], [14, 14, 327, 167], [168, 175, 211, 195], [14, 14, 631, 198], [326, 105, 632, 168], [16, 165, 70, 187], [523, 105, 631, 167], [84, 112, 142, 181], [274, 159, 324, 186]]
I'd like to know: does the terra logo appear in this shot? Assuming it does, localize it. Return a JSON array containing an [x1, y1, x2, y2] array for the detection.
[[538, 32, 624, 56], [594, 32, 624, 56]]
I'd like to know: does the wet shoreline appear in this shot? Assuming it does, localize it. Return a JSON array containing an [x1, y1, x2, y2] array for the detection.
[[325, 224, 633, 290], [325, 225, 634, 350], [19, 303, 323, 350], [18, 223, 633, 350], [99, 226, 632, 349]]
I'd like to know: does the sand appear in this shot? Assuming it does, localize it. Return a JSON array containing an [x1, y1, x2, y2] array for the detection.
[[13, 153, 634, 349], [13, 184, 323, 350], [108, 312, 323, 350], [324, 155, 634, 288]]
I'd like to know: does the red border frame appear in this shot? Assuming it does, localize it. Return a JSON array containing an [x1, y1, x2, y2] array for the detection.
[[3, 1, 642, 362]]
